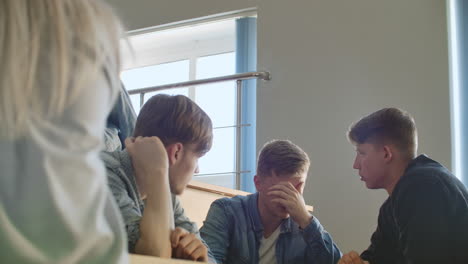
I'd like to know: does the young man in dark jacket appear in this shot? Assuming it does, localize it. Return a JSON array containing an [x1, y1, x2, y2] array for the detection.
[[339, 108, 468, 264]]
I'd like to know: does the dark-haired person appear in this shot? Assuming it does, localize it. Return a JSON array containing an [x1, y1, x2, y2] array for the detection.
[[102, 94, 215, 262], [200, 139, 341, 264], [339, 108, 468, 264]]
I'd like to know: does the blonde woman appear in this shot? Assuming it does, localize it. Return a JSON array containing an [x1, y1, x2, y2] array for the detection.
[[0, 0, 131, 263]]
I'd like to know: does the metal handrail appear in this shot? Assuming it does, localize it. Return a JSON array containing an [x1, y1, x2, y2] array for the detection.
[[128, 71, 270, 95]]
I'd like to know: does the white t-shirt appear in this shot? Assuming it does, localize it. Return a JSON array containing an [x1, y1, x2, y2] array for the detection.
[[259, 226, 282, 264]]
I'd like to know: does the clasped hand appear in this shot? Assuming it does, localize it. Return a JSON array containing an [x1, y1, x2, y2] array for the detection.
[[171, 227, 208, 262]]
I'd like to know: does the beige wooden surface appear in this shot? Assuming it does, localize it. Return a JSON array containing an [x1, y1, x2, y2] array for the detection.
[[130, 254, 199, 264]]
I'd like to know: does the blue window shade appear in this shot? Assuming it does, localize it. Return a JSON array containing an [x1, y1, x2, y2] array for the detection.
[[236, 17, 257, 192], [450, 0, 467, 186]]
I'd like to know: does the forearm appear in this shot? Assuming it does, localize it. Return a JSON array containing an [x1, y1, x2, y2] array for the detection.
[[200, 224, 227, 263], [135, 169, 174, 257], [202, 238, 217, 264], [304, 218, 342, 264]]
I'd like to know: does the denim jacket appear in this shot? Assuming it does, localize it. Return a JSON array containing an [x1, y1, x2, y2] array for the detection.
[[200, 193, 341, 264]]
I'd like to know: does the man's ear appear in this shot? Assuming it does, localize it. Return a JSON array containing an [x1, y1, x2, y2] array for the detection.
[[382, 145, 393, 163], [166, 142, 183, 166], [254, 175, 263, 192]]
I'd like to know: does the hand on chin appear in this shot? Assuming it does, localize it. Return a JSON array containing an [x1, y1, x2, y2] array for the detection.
[[275, 206, 289, 219]]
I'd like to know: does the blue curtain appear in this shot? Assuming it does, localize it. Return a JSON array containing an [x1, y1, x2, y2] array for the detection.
[[236, 17, 257, 192], [451, 0, 468, 185]]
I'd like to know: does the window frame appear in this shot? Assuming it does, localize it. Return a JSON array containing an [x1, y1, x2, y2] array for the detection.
[[121, 17, 256, 190]]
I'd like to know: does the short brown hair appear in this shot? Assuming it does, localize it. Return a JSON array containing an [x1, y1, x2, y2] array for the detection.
[[133, 94, 213, 154], [347, 107, 418, 159], [257, 140, 310, 177]]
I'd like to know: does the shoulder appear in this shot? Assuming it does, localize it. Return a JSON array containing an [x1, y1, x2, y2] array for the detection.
[[395, 155, 455, 195], [102, 150, 136, 191], [390, 157, 461, 216], [207, 194, 253, 220], [404, 155, 452, 181], [101, 150, 134, 177], [212, 194, 251, 209]]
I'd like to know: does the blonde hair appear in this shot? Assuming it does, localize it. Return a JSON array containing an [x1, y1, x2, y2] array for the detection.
[[0, 0, 123, 139], [257, 139, 310, 177]]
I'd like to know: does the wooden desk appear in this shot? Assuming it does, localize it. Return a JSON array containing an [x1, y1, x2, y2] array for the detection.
[[179, 181, 313, 228], [130, 254, 197, 264]]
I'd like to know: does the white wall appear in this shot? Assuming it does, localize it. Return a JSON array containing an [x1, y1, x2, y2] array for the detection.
[[106, 0, 451, 253]]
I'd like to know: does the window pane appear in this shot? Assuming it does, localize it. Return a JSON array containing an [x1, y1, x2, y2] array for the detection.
[[196, 52, 235, 79], [198, 127, 235, 175], [121, 60, 190, 113], [195, 52, 237, 188], [195, 82, 236, 128], [193, 173, 235, 189], [128, 94, 141, 115], [195, 52, 236, 128]]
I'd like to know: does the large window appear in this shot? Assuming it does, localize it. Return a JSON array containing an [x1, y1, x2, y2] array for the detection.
[[121, 19, 242, 189]]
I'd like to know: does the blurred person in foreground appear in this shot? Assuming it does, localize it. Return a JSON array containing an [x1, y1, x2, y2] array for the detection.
[[0, 0, 128, 262]]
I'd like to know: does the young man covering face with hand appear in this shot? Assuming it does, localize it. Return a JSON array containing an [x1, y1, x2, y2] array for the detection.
[[201, 139, 341, 264]]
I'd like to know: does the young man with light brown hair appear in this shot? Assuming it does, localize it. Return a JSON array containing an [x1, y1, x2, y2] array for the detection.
[[200, 139, 341, 264], [339, 107, 468, 264], [102, 94, 215, 262]]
